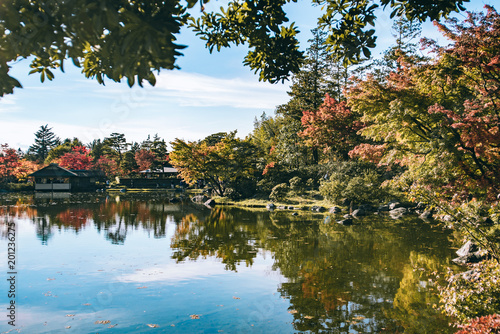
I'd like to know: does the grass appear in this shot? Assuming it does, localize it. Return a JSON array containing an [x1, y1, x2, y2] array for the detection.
[[214, 191, 334, 210]]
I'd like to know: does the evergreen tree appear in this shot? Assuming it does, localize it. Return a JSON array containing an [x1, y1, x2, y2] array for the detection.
[[28, 125, 60, 163]]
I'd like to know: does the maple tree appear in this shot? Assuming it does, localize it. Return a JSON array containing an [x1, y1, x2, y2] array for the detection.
[[348, 5, 500, 206], [170, 132, 259, 197], [57, 146, 93, 170], [300, 94, 364, 160], [94, 155, 119, 178], [135, 149, 155, 171], [0, 144, 21, 182]]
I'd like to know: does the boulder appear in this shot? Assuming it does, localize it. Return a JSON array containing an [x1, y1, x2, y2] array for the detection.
[[338, 218, 353, 226], [389, 207, 408, 219], [352, 209, 366, 217], [453, 241, 488, 265], [311, 206, 326, 212], [192, 194, 209, 203], [378, 205, 390, 212], [204, 199, 216, 207], [266, 203, 276, 210], [389, 202, 402, 210], [452, 252, 486, 265], [329, 206, 342, 214], [456, 241, 478, 257], [419, 210, 433, 220]]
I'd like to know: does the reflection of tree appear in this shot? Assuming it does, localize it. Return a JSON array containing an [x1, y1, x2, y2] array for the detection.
[[171, 207, 260, 271], [262, 216, 456, 333], [388, 252, 451, 333]]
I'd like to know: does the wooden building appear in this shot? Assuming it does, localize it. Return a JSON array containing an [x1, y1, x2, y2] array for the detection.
[[118, 166, 181, 188], [29, 164, 102, 192]]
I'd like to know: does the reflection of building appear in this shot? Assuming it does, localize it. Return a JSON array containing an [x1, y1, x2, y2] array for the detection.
[[29, 164, 101, 192], [119, 166, 181, 188]]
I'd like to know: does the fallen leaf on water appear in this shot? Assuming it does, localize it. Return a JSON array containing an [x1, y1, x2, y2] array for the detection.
[[95, 320, 111, 325], [190, 314, 200, 319], [147, 324, 159, 328], [288, 310, 298, 314], [232, 296, 240, 300]]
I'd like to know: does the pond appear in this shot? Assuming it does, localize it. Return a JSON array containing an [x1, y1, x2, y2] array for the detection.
[[0, 193, 457, 333]]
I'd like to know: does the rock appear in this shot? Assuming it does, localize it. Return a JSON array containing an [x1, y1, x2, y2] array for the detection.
[[266, 203, 276, 210], [456, 241, 478, 257], [389, 207, 408, 219], [352, 209, 366, 217], [442, 215, 455, 222], [378, 205, 390, 212], [338, 218, 353, 226], [389, 202, 402, 210], [419, 210, 433, 220], [480, 217, 494, 226], [329, 206, 342, 214], [192, 194, 209, 203], [311, 206, 326, 212], [452, 252, 486, 265], [358, 204, 374, 212], [204, 199, 216, 207]]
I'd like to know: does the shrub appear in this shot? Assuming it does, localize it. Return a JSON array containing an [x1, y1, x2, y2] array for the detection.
[[439, 260, 500, 323], [269, 183, 289, 202], [455, 314, 500, 334], [319, 168, 386, 205], [289, 176, 303, 194]]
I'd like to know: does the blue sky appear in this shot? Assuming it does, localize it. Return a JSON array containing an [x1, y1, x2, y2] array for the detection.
[[0, 1, 493, 151]]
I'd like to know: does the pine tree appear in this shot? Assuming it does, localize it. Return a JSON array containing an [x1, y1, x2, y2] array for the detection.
[[28, 125, 60, 163]]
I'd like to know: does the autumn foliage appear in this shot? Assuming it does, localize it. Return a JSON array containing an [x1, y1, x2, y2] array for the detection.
[[57, 146, 93, 170], [300, 94, 363, 159]]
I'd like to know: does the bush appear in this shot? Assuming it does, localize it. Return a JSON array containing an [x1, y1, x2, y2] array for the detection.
[[269, 183, 289, 202], [319, 168, 386, 205], [289, 176, 303, 194], [439, 260, 500, 324], [455, 314, 500, 333]]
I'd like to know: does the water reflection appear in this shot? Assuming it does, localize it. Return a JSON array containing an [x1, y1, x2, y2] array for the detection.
[[0, 193, 456, 333]]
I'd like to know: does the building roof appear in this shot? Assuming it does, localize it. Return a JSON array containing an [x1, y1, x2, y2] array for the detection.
[[29, 164, 78, 177], [140, 167, 178, 174], [29, 164, 102, 178]]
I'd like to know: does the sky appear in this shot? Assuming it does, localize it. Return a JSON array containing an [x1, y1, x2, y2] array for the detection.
[[0, 0, 494, 151]]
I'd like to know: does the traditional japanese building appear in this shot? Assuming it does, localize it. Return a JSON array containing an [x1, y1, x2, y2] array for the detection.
[[29, 163, 102, 192]]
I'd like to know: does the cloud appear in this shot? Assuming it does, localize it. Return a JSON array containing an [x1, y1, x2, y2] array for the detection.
[[152, 71, 290, 109]]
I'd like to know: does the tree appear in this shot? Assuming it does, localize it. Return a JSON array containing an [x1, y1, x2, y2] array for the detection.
[[57, 146, 93, 170], [94, 155, 119, 179], [46, 137, 84, 163], [347, 6, 500, 259], [300, 94, 364, 160], [28, 124, 60, 163], [135, 149, 155, 171], [0, 144, 21, 182], [102, 133, 128, 166], [170, 132, 259, 197], [0, 0, 469, 96]]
